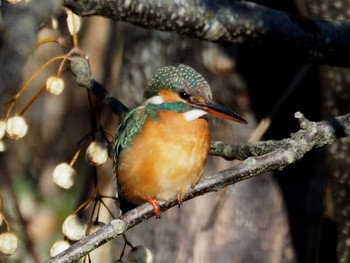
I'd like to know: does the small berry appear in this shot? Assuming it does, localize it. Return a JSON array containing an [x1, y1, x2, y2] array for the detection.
[[46, 76, 65, 95], [52, 162, 76, 189], [0, 232, 18, 256], [128, 246, 153, 263], [6, 116, 28, 140], [50, 240, 70, 257], [62, 214, 87, 241], [85, 141, 108, 166]]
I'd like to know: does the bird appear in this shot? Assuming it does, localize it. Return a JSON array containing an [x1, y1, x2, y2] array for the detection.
[[113, 64, 247, 218]]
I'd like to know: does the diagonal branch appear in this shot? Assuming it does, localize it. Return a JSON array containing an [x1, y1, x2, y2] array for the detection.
[[64, 0, 350, 66], [45, 111, 350, 262], [68, 54, 129, 117]]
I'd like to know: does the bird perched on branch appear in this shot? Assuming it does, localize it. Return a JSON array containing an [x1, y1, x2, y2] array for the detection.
[[114, 64, 247, 217]]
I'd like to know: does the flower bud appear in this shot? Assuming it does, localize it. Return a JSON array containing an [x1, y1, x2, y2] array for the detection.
[[46, 76, 65, 95], [0, 232, 18, 256], [52, 163, 75, 189], [6, 116, 28, 140], [85, 141, 108, 166]]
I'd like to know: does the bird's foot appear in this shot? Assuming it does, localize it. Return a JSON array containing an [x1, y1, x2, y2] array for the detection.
[[177, 195, 183, 208], [148, 199, 161, 218]]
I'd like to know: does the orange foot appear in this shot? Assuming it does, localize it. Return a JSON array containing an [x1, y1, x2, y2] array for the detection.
[[148, 199, 161, 218], [177, 194, 183, 207]]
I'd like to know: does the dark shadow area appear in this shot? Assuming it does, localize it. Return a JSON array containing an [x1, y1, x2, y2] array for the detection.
[[228, 1, 334, 258]]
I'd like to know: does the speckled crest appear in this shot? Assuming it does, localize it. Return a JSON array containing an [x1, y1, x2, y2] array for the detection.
[[144, 64, 213, 100]]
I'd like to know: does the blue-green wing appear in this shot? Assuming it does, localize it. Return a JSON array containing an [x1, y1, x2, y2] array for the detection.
[[113, 106, 148, 162], [113, 106, 149, 206]]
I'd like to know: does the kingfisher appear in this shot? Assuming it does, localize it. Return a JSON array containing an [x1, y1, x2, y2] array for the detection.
[[114, 64, 247, 218]]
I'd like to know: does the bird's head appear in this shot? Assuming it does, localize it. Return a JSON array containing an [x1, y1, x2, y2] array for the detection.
[[144, 64, 247, 123]]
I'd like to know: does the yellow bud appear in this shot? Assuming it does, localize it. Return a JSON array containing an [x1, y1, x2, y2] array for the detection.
[[6, 116, 28, 140], [62, 214, 87, 241], [46, 76, 65, 95], [0, 232, 18, 256], [85, 141, 108, 166], [50, 240, 70, 257], [66, 11, 82, 36], [52, 162, 75, 189], [128, 246, 153, 263]]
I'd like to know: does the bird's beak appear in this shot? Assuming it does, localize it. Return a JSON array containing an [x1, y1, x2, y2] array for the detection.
[[192, 99, 247, 124]]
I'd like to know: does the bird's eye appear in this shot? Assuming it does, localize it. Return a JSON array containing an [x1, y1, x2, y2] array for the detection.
[[178, 91, 191, 100]]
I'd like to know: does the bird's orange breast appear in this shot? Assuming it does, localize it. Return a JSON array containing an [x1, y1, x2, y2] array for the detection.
[[117, 110, 210, 204]]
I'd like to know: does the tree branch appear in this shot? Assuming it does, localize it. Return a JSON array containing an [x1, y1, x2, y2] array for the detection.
[[45, 111, 350, 262], [68, 54, 129, 116], [64, 0, 350, 66]]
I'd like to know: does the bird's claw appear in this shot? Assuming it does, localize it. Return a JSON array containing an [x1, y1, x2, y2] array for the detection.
[[148, 199, 161, 218], [177, 195, 183, 207]]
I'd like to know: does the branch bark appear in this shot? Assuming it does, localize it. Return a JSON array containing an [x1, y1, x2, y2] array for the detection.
[[68, 53, 129, 116], [64, 0, 350, 66], [210, 111, 349, 160], [45, 110, 350, 262]]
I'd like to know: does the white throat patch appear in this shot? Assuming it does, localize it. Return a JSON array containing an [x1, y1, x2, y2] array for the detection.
[[183, 109, 207, 121], [145, 95, 164, 105]]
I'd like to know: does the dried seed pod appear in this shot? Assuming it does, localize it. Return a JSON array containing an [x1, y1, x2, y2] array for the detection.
[[52, 162, 76, 189], [0, 232, 18, 256], [6, 116, 28, 140], [85, 141, 108, 166]]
